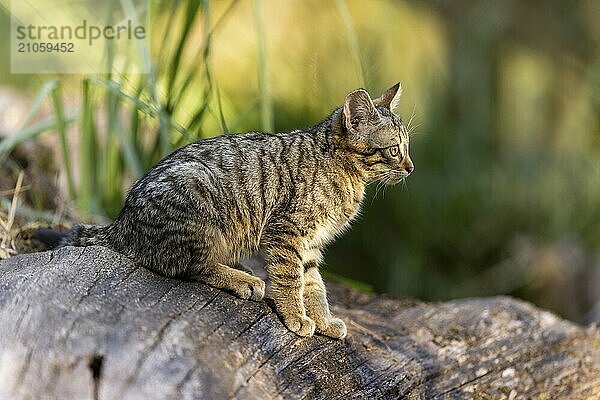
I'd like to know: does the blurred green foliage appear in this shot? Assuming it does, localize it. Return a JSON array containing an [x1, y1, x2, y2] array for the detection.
[[1, 0, 599, 321]]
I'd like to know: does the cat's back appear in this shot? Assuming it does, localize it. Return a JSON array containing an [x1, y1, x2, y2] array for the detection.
[[122, 131, 295, 216], [123, 128, 341, 219], [130, 132, 281, 189], [174, 131, 287, 170]]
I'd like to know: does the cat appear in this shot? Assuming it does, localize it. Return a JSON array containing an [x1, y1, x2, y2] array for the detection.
[[38, 83, 413, 339]]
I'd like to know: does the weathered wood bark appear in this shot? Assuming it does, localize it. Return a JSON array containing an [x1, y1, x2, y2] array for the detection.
[[0, 246, 598, 399]]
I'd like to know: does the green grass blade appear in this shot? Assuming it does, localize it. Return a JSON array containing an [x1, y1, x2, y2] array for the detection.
[[157, 109, 173, 156], [334, 0, 366, 86], [50, 86, 76, 200], [80, 78, 102, 215], [103, 80, 124, 217], [215, 86, 229, 133], [116, 116, 144, 180], [88, 77, 156, 115], [0, 198, 59, 223], [0, 80, 61, 161], [165, 0, 202, 113], [19, 80, 58, 132], [254, 0, 273, 132], [0, 114, 77, 159], [169, 0, 213, 137], [322, 270, 374, 293]]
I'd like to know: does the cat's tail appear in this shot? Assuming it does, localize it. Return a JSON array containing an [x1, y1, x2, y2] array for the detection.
[[23, 224, 110, 251], [61, 224, 111, 247]]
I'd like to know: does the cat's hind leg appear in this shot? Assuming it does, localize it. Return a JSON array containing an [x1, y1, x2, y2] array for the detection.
[[190, 263, 265, 301]]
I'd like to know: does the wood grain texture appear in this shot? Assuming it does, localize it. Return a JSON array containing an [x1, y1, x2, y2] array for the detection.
[[0, 246, 598, 399]]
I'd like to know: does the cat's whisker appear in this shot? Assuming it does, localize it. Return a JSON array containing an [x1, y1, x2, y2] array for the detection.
[[408, 129, 426, 137], [408, 126, 422, 137], [373, 180, 385, 201], [382, 173, 397, 198], [407, 121, 422, 137], [381, 182, 390, 198], [372, 171, 389, 181], [373, 171, 393, 201], [406, 105, 417, 133]]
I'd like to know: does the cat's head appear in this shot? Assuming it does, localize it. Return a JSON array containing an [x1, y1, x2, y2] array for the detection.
[[342, 83, 413, 184]]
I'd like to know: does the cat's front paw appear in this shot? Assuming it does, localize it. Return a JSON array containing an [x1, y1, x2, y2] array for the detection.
[[233, 276, 265, 301], [283, 314, 316, 337], [317, 317, 347, 339]]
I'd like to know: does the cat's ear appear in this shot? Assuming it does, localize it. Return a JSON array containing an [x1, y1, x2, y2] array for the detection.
[[373, 82, 402, 111], [343, 89, 381, 135]]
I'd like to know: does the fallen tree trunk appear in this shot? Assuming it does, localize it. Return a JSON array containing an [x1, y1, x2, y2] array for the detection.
[[0, 246, 598, 399]]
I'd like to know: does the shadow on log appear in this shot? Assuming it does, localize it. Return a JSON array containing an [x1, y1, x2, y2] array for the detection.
[[0, 246, 598, 399]]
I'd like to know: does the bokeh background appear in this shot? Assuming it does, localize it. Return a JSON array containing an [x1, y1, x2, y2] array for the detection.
[[1, 0, 599, 323]]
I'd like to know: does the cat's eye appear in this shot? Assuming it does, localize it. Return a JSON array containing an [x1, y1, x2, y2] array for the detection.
[[389, 145, 400, 158]]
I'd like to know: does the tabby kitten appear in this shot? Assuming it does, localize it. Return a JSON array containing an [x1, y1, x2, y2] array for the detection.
[[48, 83, 413, 339]]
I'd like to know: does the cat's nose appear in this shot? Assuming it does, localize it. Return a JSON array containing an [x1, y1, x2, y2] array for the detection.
[[404, 164, 414, 174]]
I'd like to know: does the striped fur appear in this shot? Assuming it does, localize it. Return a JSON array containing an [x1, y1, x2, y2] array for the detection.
[[61, 84, 414, 338]]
